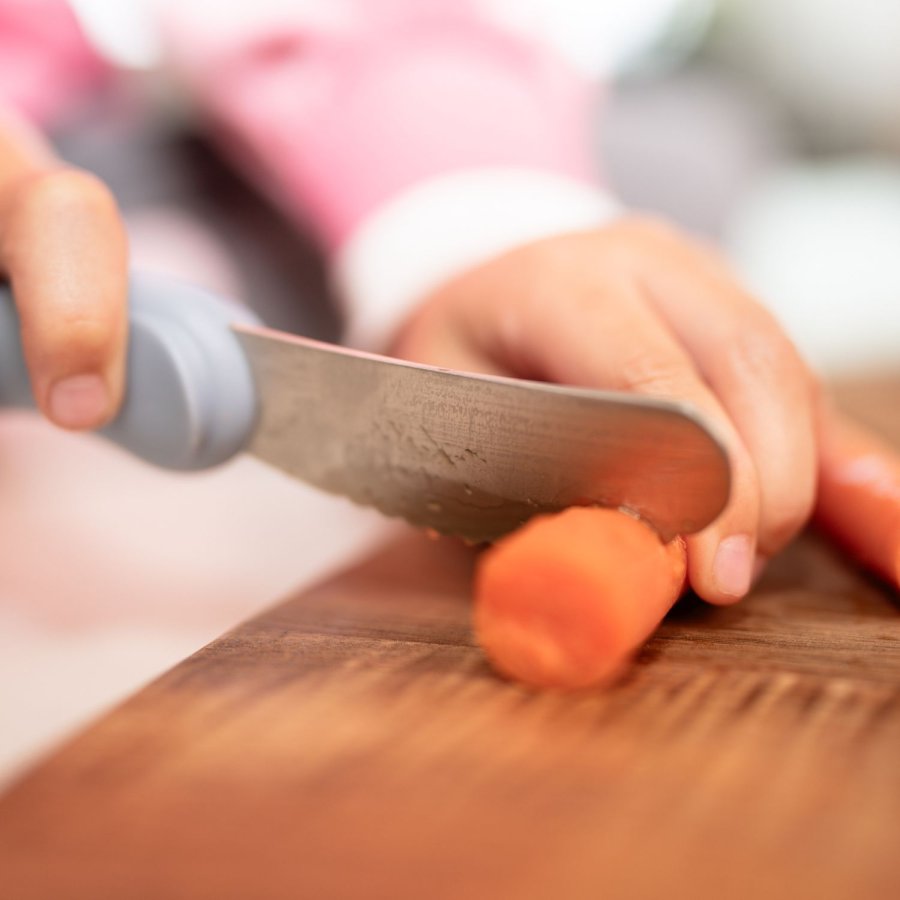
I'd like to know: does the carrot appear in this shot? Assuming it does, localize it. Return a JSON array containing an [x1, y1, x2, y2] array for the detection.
[[815, 410, 900, 590], [473, 506, 687, 689]]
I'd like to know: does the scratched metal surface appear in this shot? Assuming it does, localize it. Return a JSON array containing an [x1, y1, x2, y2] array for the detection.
[[237, 326, 731, 542]]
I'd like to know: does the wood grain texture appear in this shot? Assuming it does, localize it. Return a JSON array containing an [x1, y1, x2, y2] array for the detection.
[[1, 378, 899, 900]]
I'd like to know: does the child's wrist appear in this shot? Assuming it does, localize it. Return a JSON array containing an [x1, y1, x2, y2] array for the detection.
[[333, 167, 621, 351]]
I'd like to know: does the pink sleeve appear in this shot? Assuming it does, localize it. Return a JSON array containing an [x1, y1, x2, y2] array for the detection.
[[0, 0, 108, 128], [163, 0, 599, 253]]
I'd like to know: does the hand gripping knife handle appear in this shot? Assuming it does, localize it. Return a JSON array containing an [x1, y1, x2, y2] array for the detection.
[[0, 275, 260, 470]]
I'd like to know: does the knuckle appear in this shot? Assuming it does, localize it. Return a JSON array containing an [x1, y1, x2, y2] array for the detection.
[[614, 214, 677, 245], [619, 215, 719, 261], [616, 350, 694, 397], [26, 313, 120, 369], [605, 214, 723, 273], [725, 321, 805, 387], [61, 314, 120, 358], [14, 168, 117, 221]]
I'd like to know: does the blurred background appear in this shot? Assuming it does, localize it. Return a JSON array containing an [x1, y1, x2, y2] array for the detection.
[[600, 0, 900, 375], [2, 0, 899, 782], [47, 0, 900, 371]]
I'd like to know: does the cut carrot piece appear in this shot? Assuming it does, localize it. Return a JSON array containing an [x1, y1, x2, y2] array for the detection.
[[815, 410, 900, 590], [473, 507, 687, 689]]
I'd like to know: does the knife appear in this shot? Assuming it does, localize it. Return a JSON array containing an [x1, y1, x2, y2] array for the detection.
[[0, 275, 730, 542]]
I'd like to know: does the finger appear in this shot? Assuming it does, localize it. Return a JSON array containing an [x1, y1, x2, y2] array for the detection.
[[636, 231, 819, 561], [388, 290, 510, 377], [1, 167, 129, 429], [485, 272, 762, 605]]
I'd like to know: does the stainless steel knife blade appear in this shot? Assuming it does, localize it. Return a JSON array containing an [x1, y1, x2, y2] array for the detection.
[[235, 324, 731, 542]]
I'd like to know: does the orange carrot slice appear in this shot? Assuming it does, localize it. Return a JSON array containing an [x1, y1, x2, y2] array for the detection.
[[473, 507, 687, 689], [815, 411, 900, 589]]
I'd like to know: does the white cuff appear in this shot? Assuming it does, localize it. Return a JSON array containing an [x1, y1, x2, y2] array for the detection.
[[333, 167, 621, 351]]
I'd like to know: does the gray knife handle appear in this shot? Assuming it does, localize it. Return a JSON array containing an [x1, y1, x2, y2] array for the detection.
[[0, 274, 260, 470]]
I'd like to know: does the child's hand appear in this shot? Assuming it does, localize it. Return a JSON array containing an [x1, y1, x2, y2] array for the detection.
[[0, 115, 128, 429], [389, 218, 822, 605]]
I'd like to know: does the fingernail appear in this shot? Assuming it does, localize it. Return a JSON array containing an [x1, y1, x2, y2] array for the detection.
[[48, 374, 109, 429], [713, 534, 754, 599]]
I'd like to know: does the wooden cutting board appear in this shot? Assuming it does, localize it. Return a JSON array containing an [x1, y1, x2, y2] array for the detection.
[[1, 378, 898, 900]]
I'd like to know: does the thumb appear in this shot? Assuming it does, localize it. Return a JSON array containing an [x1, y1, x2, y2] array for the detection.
[[2, 168, 128, 430]]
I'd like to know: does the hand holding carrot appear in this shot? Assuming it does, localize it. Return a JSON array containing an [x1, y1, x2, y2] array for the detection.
[[391, 218, 822, 606], [473, 407, 900, 691], [390, 219, 900, 689]]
